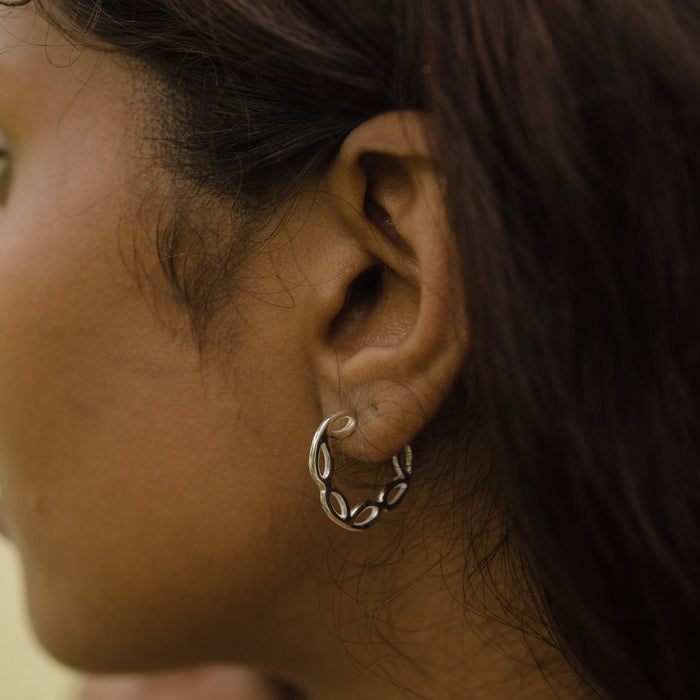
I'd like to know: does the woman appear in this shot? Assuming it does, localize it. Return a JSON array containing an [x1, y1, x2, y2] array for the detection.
[[0, 1, 697, 698]]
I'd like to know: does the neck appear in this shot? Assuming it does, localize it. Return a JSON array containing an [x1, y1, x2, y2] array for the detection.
[[284, 532, 590, 700]]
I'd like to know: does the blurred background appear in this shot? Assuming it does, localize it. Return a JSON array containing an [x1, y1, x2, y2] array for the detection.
[[0, 537, 80, 700]]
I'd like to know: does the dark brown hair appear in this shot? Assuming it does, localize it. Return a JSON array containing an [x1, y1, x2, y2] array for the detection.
[[6, 1, 700, 698]]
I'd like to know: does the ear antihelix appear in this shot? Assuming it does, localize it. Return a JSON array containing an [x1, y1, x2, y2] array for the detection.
[[308, 411, 413, 532]]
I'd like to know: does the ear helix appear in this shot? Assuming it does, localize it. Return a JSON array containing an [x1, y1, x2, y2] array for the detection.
[[308, 411, 413, 531]]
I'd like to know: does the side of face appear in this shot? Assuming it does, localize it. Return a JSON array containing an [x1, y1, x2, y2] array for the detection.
[[0, 7, 471, 693], [0, 7, 332, 673]]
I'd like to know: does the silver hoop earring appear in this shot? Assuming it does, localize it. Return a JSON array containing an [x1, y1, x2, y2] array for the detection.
[[308, 412, 413, 531]]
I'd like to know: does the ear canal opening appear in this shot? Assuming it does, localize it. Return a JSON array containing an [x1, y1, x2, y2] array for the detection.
[[334, 263, 385, 326]]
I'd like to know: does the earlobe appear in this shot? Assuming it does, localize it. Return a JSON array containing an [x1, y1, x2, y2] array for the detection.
[[311, 111, 469, 464]]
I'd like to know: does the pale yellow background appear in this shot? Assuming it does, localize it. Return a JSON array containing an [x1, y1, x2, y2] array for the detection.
[[0, 538, 80, 700]]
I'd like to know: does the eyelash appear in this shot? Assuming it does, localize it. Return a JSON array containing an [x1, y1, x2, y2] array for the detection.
[[0, 145, 11, 205]]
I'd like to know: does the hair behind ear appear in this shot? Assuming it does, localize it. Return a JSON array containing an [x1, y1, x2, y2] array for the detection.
[[418, 1, 700, 698]]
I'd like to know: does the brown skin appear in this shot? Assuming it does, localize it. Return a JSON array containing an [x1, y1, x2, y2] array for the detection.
[[0, 7, 586, 700]]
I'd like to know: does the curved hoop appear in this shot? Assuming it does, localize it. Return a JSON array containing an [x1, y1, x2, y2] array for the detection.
[[309, 412, 413, 531]]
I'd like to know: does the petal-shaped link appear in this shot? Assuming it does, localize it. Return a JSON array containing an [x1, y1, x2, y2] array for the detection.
[[327, 490, 349, 520], [351, 504, 381, 528], [383, 480, 409, 508]]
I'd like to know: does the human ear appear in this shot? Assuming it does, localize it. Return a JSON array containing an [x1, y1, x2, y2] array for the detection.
[[309, 111, 469, 463]]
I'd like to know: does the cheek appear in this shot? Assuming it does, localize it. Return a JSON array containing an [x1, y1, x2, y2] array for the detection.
[[0, 198, 208, 663], [0, 194, 319, 669], [0, 68, 323, 664], [0, 25, 328, 667]]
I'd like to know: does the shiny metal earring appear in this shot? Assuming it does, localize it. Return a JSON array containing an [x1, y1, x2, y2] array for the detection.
[[308, 412, 413, 531]]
